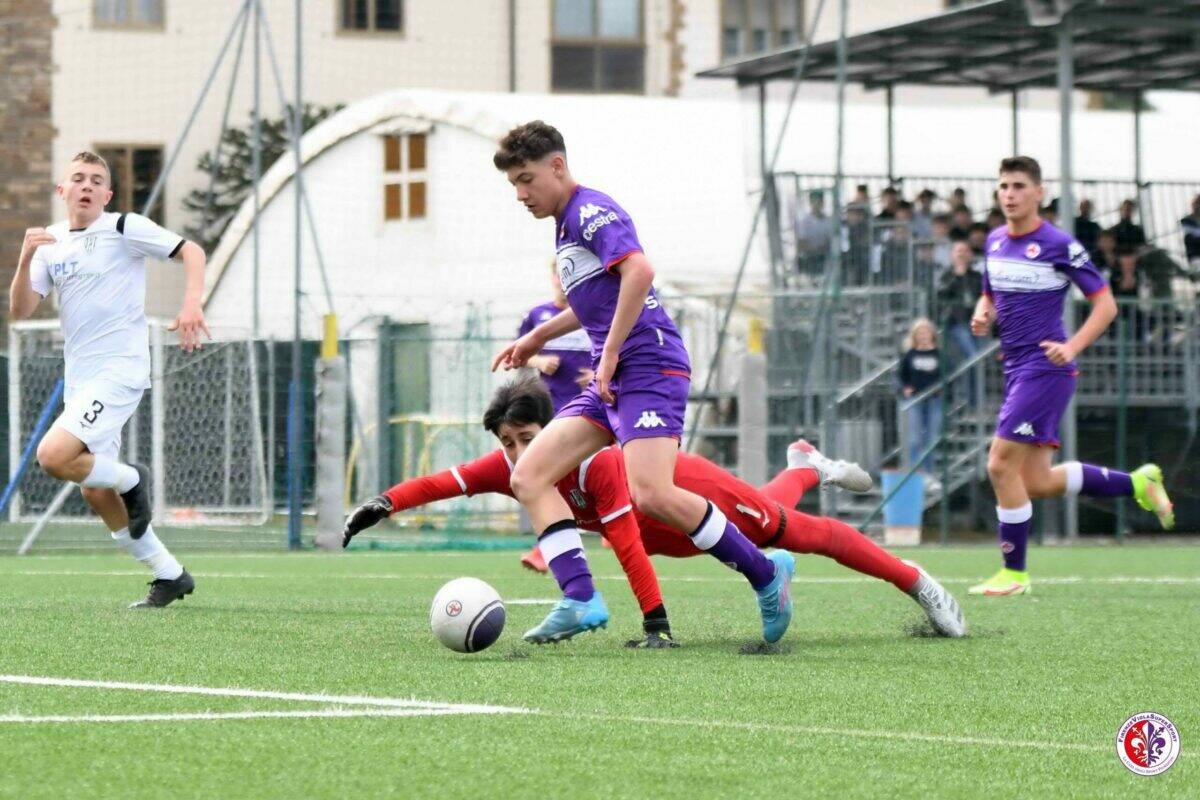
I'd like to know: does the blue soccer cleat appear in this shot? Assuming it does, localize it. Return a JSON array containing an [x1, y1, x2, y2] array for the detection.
[[523, 592, 609, 644], [756, 551, 795, 643]]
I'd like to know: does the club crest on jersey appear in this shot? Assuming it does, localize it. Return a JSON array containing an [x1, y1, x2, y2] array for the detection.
[[991, 239, 1002, 252], [569, 489, 587, 508], [1024, 242, 1042, 259]]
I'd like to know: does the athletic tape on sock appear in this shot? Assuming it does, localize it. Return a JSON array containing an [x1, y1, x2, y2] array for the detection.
[[689, 502, 728, 550], [996, 503, 1033, 524]]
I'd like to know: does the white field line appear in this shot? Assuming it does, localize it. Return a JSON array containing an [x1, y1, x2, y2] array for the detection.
[[0, 675, 529, 716], [0, 708, 476, 724], [550, 712, 1109, 754], [8, 569, 1200, 586], [0, 674, 1107, 753]]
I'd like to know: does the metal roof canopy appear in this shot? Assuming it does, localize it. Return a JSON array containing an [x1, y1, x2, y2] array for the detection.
[[698, 0, 1200, 93], [695, 0, 1200, 539]]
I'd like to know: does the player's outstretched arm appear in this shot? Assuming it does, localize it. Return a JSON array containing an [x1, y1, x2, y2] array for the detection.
[[9, 228, 55, 320], [167, 241, 211, 353]]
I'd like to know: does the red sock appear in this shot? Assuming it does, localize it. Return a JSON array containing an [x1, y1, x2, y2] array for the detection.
[[760, 468, 819, 508], [776, 508, 919, 592]]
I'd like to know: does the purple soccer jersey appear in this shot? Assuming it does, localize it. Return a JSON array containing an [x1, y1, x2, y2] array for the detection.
[[554, 186, 690, 374], [519, 300, 593, 411], [982, 220, 1108, 375]]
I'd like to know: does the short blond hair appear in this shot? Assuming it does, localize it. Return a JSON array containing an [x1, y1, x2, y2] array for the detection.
[[905, 317, 938, 350], [68, 151, 111, 183]]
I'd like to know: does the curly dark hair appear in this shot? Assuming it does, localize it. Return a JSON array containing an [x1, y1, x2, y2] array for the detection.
[[493, 121, 566, 170], [482, 376, 555, 435], [999, 156, 1042, 184]]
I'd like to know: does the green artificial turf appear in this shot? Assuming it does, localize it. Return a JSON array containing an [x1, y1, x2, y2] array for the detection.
[[0, 544, 1195, 799]]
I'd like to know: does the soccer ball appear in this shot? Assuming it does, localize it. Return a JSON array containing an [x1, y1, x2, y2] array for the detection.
[[429, 577, 506, 653]]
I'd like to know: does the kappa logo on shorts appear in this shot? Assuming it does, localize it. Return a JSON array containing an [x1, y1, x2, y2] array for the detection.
[[1013, 421, 1035, 437], [633, 411, 667, 429]]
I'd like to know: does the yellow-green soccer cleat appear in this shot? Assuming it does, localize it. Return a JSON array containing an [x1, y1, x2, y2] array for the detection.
[[967, 568, 1030, 597], [1131, 464, 1174, 530]]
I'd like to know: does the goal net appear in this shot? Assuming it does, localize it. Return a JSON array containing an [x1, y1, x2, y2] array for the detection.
[[7, 320, 271, 548]]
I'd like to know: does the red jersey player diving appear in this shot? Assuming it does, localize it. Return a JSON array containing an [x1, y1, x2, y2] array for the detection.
[[342, 377, 966, 644], [488, 120, 844, 645]]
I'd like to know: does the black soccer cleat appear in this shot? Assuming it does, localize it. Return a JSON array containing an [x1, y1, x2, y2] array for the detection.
[[625, 631, 680, 649], [120, 462, 153, 539], [129, 569, 195, 609]]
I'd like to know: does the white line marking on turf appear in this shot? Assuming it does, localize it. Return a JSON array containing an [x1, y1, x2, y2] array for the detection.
[[0, 675, 529, 716], [505, 598, 557, 605], [0, 708, 478, 724], [552, 712, 1108, 754]]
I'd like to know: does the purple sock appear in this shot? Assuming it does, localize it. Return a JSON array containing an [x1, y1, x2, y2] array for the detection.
[[539, 520, 594, 602], [997, 504, 1032, 572], [1078, 463, 1134, 498], [690, 502, 776, 590]]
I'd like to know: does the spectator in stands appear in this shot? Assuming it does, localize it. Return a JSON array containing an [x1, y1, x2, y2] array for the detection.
[[937, 242, 986, 407], [844, 203, 870, 285], [1113, 199, 1147, 251], [967, 222, 989, 255], [949, 207, 973, 241], [913, 188, 937, 238], [880, 213, 913, 285], [929, 214, 953, 272], [1111, 247, 1144, 341], [1135, 243, 1190, 302], [1043, 198, 1060, 228], [794, 189, 833, 278], [985, 208, 1005, 232], [1181, 194, 1200, 266], [1075, 199, 1101, 256], [853, 184, 870, 206], [1094, 228, 1119, 277], [949, 187, 970, 214], [899, 318, 943, 479], [876, 186, 900, 221]]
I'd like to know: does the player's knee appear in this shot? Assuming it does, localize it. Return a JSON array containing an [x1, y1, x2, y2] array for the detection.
[[1023, 472, 1054, 498], [627, 479, 671, 521], [36, 437, 66, 476], [508, 464, 545, 503]]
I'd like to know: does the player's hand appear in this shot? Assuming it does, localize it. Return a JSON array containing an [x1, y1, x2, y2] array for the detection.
[[970, 307, 993, 336], [168, 300, 212, 353], [625, 631, 679, 649], [343, 494, 393, 548], [537, 355, 561, 376], [575, 368, 595, 389], [1039, 340, 1076, 366], [596, 349, 618, 404], [19, 228, 56, 265], [491, 332, 542, 371]]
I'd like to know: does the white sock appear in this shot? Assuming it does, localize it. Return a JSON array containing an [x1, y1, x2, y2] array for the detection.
[[83, 457, 139, 493], [689, 502, 728, 550], [111, 525, 183, 580], [1063, 461, 1084, 496]]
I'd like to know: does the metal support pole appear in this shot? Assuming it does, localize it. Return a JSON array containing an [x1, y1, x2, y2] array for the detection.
[[1011, 89, 1019, 155], [142, 3, 250, 216], [759, 81, 784, 288], [1133, 90, 1144, 223], [1057, 14, 1078, 540], [287, 0, 304, 549], [508, 0, 517, 92], [252, 0, 262, 339], [821, 0, 847, 519], [1115, 308, 1127, 539], [885, 84, 895, 185]]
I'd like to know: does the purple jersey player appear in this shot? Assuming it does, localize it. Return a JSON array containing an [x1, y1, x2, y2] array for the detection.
[[518, 262, 594, 412], [491, 121, 794, 645], [968, 156, 1173, 598]]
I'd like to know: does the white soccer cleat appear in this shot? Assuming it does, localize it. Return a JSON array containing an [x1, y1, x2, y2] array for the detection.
[[786, 439, 874, 493], [903, 560, 966, 638]]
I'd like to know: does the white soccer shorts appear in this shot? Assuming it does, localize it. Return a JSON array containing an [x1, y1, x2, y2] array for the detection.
[[52, 378, 145, 461]]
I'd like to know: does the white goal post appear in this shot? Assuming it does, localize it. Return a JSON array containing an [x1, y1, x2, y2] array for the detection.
[[8, 319, 271, 531]]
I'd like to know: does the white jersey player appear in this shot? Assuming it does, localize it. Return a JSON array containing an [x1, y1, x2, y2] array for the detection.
[[8, 151, 211, 608]]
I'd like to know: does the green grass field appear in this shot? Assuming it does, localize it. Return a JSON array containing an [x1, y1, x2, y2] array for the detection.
[[0, 544, 1196, 799]]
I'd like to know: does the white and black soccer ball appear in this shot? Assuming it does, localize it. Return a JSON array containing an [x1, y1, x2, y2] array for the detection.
[[429, 577, 506, 653]]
